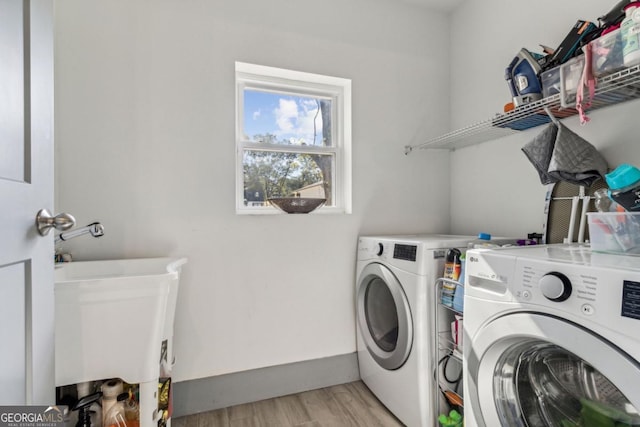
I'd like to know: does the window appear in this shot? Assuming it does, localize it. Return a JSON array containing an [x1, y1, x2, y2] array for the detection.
[[235, 62, 352, 214]]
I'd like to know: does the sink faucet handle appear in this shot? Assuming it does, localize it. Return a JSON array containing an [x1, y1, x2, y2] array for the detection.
[[55, 221, 105, 244], [90, 222, 105, 237], [35, 209, 76, 236]]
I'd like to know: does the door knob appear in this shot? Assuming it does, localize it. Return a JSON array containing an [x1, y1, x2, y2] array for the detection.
[[35, 209, 76, 236]]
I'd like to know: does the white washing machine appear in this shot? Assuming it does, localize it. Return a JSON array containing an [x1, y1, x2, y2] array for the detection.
[[356, 234, 475, 427], [463, 244, 640, 427]]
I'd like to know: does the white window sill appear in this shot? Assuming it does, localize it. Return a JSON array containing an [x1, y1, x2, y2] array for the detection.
[[236, 206, 350, 215]]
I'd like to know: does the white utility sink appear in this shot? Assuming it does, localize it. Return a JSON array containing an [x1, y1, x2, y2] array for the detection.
[[54, 257, 187, 387]]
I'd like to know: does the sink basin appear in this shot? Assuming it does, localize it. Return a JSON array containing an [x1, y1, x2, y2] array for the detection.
[[54, 258, 187, 387]]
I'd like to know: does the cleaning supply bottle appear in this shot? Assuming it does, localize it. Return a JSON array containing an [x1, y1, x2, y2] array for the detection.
[[443, 248, 462, 281], [452, 254, 465, 312], [101, 379, 124, 427], [77, 382, 102, 427], [103, 392, 128, 427], [468, 232, 500, 248], [441, 248, 461, 307], [123, 390, 139, 424], [72, 392, 103, 427], [594, 188, 622, 212], [457, 253, 466, 286], [622, 2, 640, 67], [605, 164, 640, 212]]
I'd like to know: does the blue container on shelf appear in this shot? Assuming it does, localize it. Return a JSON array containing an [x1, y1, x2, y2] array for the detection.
[[452, 283, 464, 312], [606, 164, 640, 212], [452, 255, 465, 312]]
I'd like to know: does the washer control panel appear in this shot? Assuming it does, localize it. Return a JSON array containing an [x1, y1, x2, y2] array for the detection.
[[468, 246, 640, 331], [512, 259, 640, 325], [517, 262, 599, 311]]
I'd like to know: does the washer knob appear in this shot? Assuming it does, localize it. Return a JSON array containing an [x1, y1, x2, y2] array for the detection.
[[539, 272, 572, 302], [376, 243, 384, 256]]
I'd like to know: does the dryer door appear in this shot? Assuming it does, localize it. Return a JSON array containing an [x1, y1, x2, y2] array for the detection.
[[356, 262, 413, 370], [466, 313, 640, 427]]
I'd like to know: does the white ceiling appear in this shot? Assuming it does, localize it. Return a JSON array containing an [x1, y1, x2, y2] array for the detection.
[[399, 0, 465, 12]]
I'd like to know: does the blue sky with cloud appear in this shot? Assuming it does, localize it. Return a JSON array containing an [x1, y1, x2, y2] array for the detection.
[[243, 89, 326, 145]]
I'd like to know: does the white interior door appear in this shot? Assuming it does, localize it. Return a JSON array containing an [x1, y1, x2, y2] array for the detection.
[[0, 0, 55, 404]]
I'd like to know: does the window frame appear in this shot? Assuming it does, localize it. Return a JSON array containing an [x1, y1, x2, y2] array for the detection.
[[235, 62, 352, 215]]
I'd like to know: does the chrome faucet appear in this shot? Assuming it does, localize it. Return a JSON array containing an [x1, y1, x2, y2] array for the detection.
[[55, 222, 105, 245]]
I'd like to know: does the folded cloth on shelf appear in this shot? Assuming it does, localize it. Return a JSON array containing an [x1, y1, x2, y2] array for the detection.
[[522, 121, 608, 187]]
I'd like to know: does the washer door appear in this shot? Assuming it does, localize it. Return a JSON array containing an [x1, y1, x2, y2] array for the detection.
[[356, 262, 413, 370], [466, 312, 640, 427]]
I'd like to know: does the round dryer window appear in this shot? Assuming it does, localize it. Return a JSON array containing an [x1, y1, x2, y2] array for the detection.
[[364, 277, 399, 352], [356, 262, 413, 370], [466, 313, 640, 427], [494, 340, 640, 427]]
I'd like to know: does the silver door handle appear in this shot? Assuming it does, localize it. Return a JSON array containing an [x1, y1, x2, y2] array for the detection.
[[35, 209, 76, 236]]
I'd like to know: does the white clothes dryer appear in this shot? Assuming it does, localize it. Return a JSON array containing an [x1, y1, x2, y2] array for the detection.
[[356, 234, 475, 427], [463, 244, 640, 427]]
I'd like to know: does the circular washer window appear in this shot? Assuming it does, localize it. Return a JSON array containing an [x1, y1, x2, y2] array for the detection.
[[356, 262, 412, 370]]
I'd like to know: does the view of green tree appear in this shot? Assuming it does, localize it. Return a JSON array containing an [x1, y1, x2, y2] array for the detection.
[[243, 133, 325, 204], [242, 94, 334, 207]]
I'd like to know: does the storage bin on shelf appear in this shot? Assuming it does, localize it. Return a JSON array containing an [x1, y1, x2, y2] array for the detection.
[[541, 65, 561, 98], [590, 28, 625, 77], [541, 28, 633, 110], [560, 55, 585, 108], [587, 212, 640, 255], [540, 55, 584, 108]]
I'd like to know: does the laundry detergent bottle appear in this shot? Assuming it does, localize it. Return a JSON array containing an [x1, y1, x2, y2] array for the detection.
[[468, 232, 500, 248], [441, 248, 461, 307], [622, 2, 640, 67], [452, 254, 465, 312], [443, 248, 462, 281], [605, 164, 640, 212]]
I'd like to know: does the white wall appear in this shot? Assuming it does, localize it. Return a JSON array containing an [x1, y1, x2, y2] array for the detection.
[[449, 0, 640, 237], [53, 0, 452, 382]]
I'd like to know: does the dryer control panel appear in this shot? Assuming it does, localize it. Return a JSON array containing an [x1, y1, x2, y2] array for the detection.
[[393, 244, 417, 262]]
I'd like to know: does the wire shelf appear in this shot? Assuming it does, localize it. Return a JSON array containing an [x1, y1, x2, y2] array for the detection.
[[438, 331, 462, 359], [405, 64, 640, 153]]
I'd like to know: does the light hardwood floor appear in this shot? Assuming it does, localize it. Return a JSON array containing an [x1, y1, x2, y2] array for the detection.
[[172, 381, 404, 427]]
